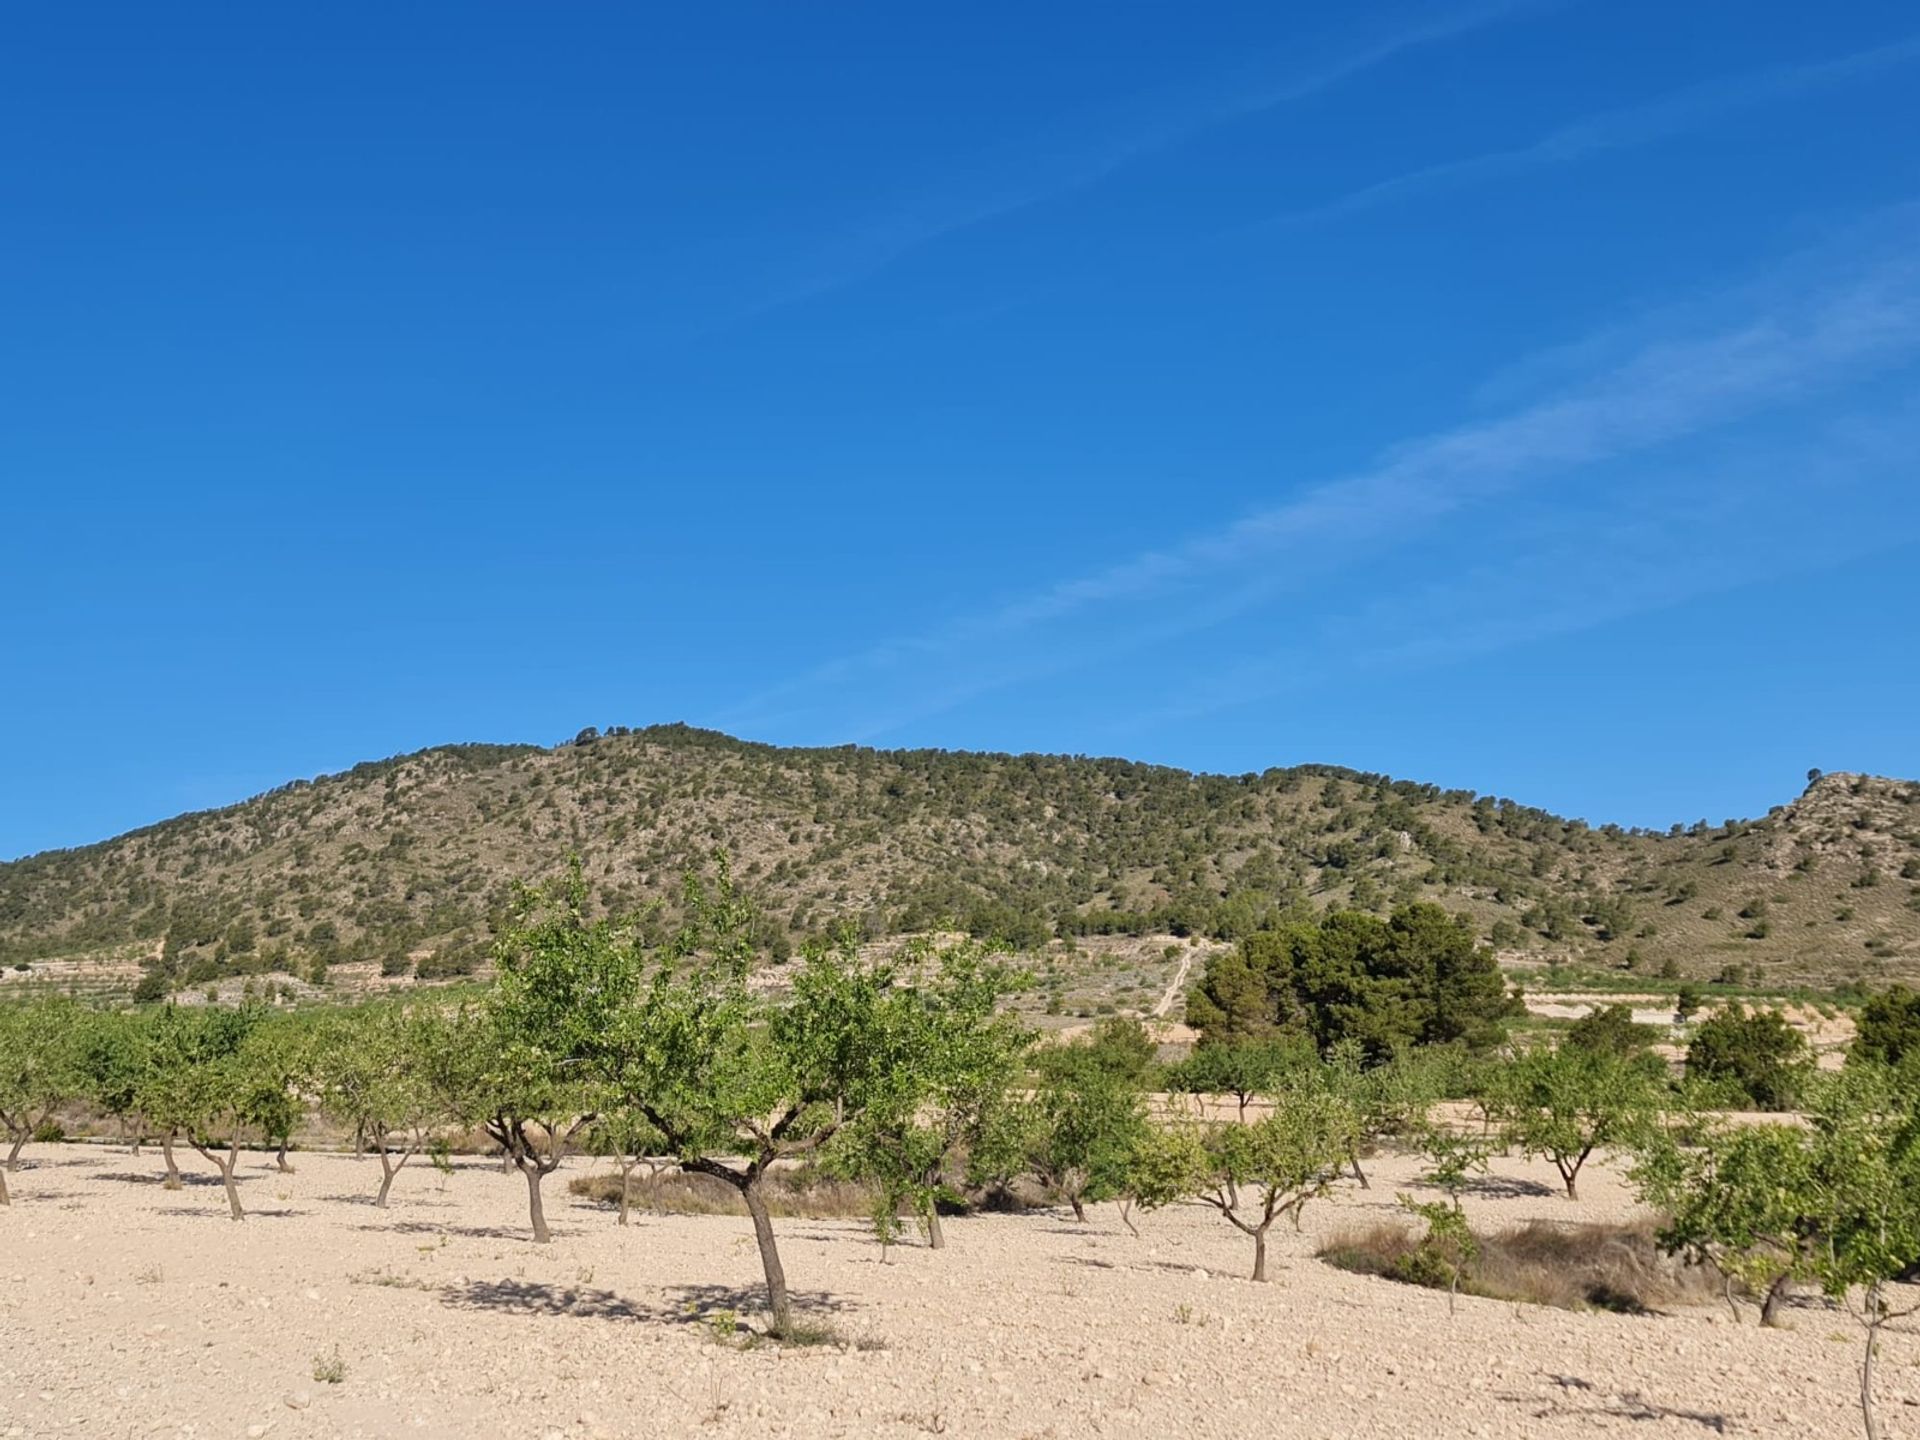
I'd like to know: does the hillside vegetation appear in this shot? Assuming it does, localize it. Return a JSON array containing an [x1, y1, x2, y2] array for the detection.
[[1, 725, 1915, 999]]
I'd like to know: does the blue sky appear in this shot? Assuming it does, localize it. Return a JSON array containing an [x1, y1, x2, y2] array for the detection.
[[4, 1, 1918, 859]]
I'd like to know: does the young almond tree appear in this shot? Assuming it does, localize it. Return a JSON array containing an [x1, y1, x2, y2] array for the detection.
[[139, 1004, 270, 1221], [247, 1011, 315, 1175], [609, 861, 901, 1335], [1021, 1026, 1153, 1224], [584, 1107, 668, 1227], [1400, 1121, 1496, 1314], [829, 937, 1032, 1251], [1491, 1045, 1662, 1200], [0, 999, 83, 1197], [1639, 1065, 1920, 1440], [1324, 1039, 1435, 1191], [473, 863, 640, 1243], [1163, 1036, 1312, 1122], [75, 1008, 152, 1155], [1133, 1086, 1359, 1281], [314, 1005, 446, 1208]]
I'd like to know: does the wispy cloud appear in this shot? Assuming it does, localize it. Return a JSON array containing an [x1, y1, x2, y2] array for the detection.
[[1122, 408, 1920, 733], [1241, 33, 1920, 235], [716, 207, 1920, 739], [722, 0, 1550, 323]]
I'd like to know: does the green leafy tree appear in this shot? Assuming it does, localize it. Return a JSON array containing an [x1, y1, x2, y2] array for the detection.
[[1187, 904, 1515, 1059], [1565, 1002, 1661, 1060], [1323, 1040, 1436, 1190], [0, 999, 84, 1197], [1022, 1037, 1151, 1224], [830, 937, 1032, 1251], [1490, 1046, 1662, 1200], [1636, 1108, 1816, 1327], [313, 1005, 447, 1208], [1164, 1037, 1312, 1122], [584, 1107, 669, 1227], [1685, 1005, 1812, 1111], [608, 862, 905, 1333], [74, 1008, 152, 1154], [1133, 1088, 1359, 1281], [246, 1012, 314, 1174], [137, 1004, 274, 1220], [1639, 1067, 1920, 1440], [474, 861, 639, 1243]]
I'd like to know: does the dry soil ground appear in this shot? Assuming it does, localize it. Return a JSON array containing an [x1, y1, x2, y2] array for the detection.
[[2, 1143, 1913, 1440]]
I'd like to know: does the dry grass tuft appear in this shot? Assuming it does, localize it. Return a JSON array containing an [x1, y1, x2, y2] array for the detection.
[[1320, 1217, 1720, 1314]]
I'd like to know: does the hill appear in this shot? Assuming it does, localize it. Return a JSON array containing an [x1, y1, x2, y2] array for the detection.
[[1, 725, 1916, 1004]]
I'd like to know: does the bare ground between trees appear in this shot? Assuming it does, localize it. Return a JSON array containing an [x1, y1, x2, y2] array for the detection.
[[2, 1144, 1913, 1439]]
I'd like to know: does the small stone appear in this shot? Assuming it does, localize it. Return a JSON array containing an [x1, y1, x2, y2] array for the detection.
[[284, 1390, 312, 1411]]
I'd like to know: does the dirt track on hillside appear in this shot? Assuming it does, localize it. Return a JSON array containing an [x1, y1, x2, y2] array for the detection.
[[1, 1143, 1909, 1438]]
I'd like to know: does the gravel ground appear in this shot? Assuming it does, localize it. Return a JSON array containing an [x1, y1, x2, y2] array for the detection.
[[1, 1143, 1911, 1439]]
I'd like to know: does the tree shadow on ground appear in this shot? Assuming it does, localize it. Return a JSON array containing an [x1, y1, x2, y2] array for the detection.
[[11, 1155, 114, 1169], [1457, 1174, 1559, 1200], [350, 1218, 533, 1241], [440, 1277, 850, 1328], [317, 1192, 457, 1210], [1056, 1253, 1235, 1280], [1503, 1373, 1732, 1433]]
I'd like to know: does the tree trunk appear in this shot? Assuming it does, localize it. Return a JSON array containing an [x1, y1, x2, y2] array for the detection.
[[1861, 1289, 1882, 1440], [1068, 1193, 1087, 1224], [1760, 1274, 1792, 1328], [162, 1134, 182, 1190], [1349, 1146, 1370, 1190], [376, 1151, 398, 1209], [275, 1139, 293, 1174], [5, 1132, 25, 1171], [741, 1178, 792, 1334], [926, 1201, 946, 1250], [617, 1161, 634, 1226], [1251, 1227, 1269, 1283], [0, 1165, 10, 1206], [1117, 1199, 1139, 1238], [201, 1134, 246, 1221], [1560, 1163, 1579, 1201], [523, 1163, 551, 1244]]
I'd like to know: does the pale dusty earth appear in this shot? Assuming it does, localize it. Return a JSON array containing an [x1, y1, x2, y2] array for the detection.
[[3, 1143, 1914, 1440]]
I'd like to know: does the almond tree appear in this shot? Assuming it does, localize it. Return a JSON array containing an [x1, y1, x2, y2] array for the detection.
[[314, 1005, 446, 1208], [469, 864, 640, 1243], [247, 1012, 315, 1175], [1133, 1087, 1358, 1282], [1163, 1036, 1311, 1122], [584, 1107, 668, 1226], [1639, 1065, 1920, 1440], [75, 1008, 151, 1155], [1022, 1036, 1151, 1224], [1490, 1045, 1661, 1200], [139, 1004, 269, 1221], [0, 999, 83, 1199], [608, 862, 902, 1334], [828, 937, 1031, 1250]]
